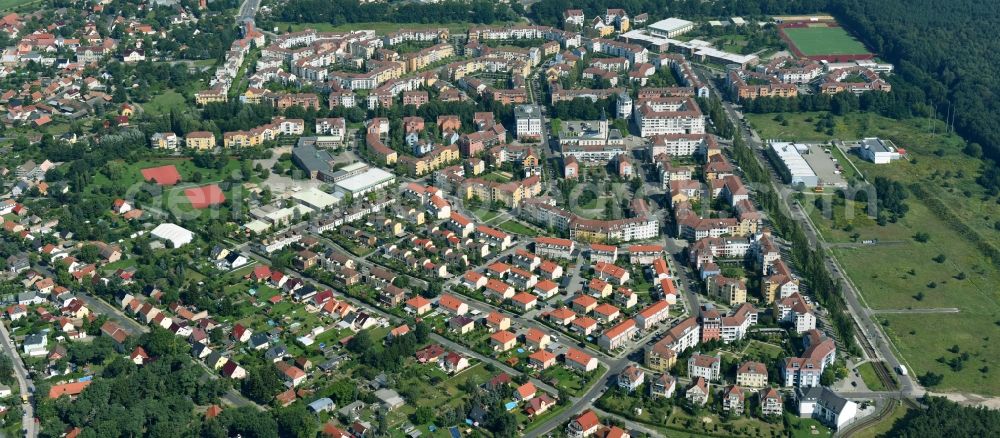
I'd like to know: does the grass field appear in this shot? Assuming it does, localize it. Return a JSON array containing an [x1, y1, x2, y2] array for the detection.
[[781, 25, 869, 56], [497, 219, 536, 236], [480, 171, 512, 183], [0, 0, 41, 11], [144, 90, 189, 116], [802, 195, 879, 243], [751, 111, 1000, 394]]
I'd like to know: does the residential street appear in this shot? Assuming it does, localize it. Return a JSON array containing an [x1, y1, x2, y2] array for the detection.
[[0, 320, 37, 438]]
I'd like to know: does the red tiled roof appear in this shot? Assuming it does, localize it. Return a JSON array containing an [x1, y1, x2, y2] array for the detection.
[[49, 381, 91, 399]]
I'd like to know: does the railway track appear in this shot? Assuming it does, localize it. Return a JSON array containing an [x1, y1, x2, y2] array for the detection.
[[852, 318, 899, 391]]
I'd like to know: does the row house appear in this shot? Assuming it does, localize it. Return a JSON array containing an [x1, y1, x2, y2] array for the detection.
[[598, 318, 637, 351], [533, 236, 575, 259]]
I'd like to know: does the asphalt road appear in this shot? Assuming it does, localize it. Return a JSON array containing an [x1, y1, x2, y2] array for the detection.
[[74, 293, 149, 335], [0, 321, 37, 437], [237, 0, 261, 23]]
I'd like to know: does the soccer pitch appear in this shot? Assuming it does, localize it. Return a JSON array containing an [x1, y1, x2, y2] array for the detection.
[[782, 25, 870, 56]]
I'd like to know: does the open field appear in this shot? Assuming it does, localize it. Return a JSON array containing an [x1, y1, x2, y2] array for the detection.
[[0, 0, 41, 11], [144, 89, 189, 116], [746, 111, 860, 142], [780, 25, 869, 56], [829, 186, 1000, 393], [754, 111, 1000, 394], [801, 195, 880, 243]]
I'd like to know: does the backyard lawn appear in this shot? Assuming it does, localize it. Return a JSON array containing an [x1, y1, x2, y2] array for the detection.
[[497, 219, 536, 236]]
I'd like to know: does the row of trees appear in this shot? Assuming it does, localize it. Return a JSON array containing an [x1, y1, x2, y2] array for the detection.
[[265, 0, 518, 28]]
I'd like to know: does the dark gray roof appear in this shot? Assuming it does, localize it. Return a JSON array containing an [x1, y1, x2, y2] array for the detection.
[[292, 143, 334, 176], [797, 386, 851, 413]]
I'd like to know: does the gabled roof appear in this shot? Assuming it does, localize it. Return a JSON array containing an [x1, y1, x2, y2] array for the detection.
[[566, 348, 594, 366], [438, 294, 465, 311]]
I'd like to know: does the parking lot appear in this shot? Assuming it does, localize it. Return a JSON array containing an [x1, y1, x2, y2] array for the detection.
[[801, 143, 849, 188]]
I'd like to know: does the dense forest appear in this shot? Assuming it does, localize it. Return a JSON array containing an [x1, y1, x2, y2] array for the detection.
[[828, 0, 1000, 192], [883, 397, 1000, 437], [267, 0, 519, 27]]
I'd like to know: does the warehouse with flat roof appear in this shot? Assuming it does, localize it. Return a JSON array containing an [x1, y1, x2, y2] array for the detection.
[[292, 187, 340, 210], [334, 167, 396, 197], [768, 142, 819, 187], [647, 18, 695, 38]]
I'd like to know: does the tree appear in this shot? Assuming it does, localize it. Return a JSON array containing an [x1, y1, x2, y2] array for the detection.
[[0, 355, 13, 385], [112, 87, 128, 103], [347, 329, 373, 354], [414, 321, 430, 344], [78, 244, 101, 263], [964, 142, 983, 158], [241, 365, 284, 404], [883, 396, 1000, 436], [217, 406, 279, 438], [412, 406, 434, 425], [327, 378, 357, 406], [141, 326, 185, 357], [487, 405, 519, 438], [275, 405, 318, 438]]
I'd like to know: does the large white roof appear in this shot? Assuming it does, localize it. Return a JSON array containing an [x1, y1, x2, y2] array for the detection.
[[291, 187, 339, 210], [648, 18, 694, 33], [151, 223, 194, 248], [770, 142, 817, 178], [335, 167, 395, 193]]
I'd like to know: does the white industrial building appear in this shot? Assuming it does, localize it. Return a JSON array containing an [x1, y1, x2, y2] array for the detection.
[[647, 18, 695, 38], [151, 223, 194, 248], [334, 167, 396, 197], [769, 142, 819, 187], [292, 187, 340, 210], [858, 138, 900, 164]]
